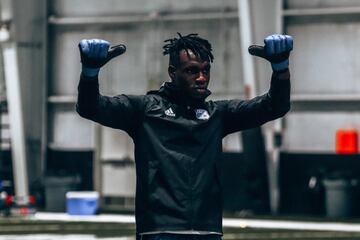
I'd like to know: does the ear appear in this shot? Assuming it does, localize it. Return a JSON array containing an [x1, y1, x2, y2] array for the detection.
[[168, 65, 176, 80]]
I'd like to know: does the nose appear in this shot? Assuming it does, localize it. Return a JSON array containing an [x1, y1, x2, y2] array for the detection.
[[196, 72, 207, 84]]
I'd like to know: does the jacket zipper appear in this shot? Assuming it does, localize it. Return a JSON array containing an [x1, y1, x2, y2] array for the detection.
[[189, 155, 195, 229], [186, 104, 195, 229]]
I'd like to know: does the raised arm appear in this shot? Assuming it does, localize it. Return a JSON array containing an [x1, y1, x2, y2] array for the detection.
[[77, 39, 125, 115], [76, 39, 143, 134], [222, 34, 293, 135]]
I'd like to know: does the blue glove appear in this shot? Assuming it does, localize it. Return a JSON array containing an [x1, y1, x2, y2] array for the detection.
[[78, 39, 126, 77], [248, 34, 293, 72]]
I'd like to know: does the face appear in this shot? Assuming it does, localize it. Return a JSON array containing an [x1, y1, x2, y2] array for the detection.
[[168, 49, 211, 99]]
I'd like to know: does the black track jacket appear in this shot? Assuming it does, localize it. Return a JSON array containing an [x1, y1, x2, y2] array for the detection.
[[76, 70, 290, 234]]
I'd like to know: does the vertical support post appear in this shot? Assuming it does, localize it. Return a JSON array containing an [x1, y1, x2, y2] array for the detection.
[[237, 0, 256, 99], [3, 42, 29, 204]]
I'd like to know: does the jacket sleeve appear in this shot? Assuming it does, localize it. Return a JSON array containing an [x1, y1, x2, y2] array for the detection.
[[221, 70, 290, 136], [76, 74, 145, 136]]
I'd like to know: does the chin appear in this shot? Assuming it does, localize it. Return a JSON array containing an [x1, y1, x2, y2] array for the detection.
[[191, 92, 207, 99]]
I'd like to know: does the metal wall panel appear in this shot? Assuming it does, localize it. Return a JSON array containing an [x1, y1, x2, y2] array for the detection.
[[102, 164, 136, 197], [49, 29, 85, 96], [283, 112, 360, 152], [100, 126, 134, 160], [49, 27, 150, 96], [250, 0, 280, 94], [49, 0, 238, 17], [286, 0, 360, 9], [287, 21, 360, 94], [282, 0, 360, 152], [48, 105, 94, 149]]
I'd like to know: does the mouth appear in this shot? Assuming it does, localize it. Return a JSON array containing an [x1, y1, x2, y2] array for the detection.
[[194, 86, 207, 91], [195, 87, 206, 90], [194, 88, 207, 94]]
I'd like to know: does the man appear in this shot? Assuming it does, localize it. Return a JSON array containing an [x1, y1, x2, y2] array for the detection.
[[77, 33, 293, 239]]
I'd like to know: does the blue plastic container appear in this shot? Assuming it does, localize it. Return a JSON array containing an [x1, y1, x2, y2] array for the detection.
[[66, 191, 99, 215]]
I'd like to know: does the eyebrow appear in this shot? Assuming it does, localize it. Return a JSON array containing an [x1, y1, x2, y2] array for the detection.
[[182, 60, 210, 67]]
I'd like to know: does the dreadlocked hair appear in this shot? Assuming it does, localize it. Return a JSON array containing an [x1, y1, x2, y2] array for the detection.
[[163, 32, 214, 67]]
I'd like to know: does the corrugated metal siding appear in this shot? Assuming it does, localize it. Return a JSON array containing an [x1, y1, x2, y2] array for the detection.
[[282, 1, 360, 152]]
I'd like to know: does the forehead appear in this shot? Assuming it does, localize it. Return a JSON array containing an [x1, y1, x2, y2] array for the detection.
[[178, 49, 208, 66]]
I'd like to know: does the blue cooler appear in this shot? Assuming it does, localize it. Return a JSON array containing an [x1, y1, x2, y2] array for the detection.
[[66, 191, 99, 215]]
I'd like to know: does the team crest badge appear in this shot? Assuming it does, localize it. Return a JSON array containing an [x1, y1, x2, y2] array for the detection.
[[195, 109, 210, 120]]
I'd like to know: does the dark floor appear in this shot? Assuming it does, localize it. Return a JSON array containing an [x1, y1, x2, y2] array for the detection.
[[2, 216, 360, 240]]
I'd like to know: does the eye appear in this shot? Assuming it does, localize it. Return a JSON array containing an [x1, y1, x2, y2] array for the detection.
[[202, 66, 210, 75], [185, 67, 199, 75]]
